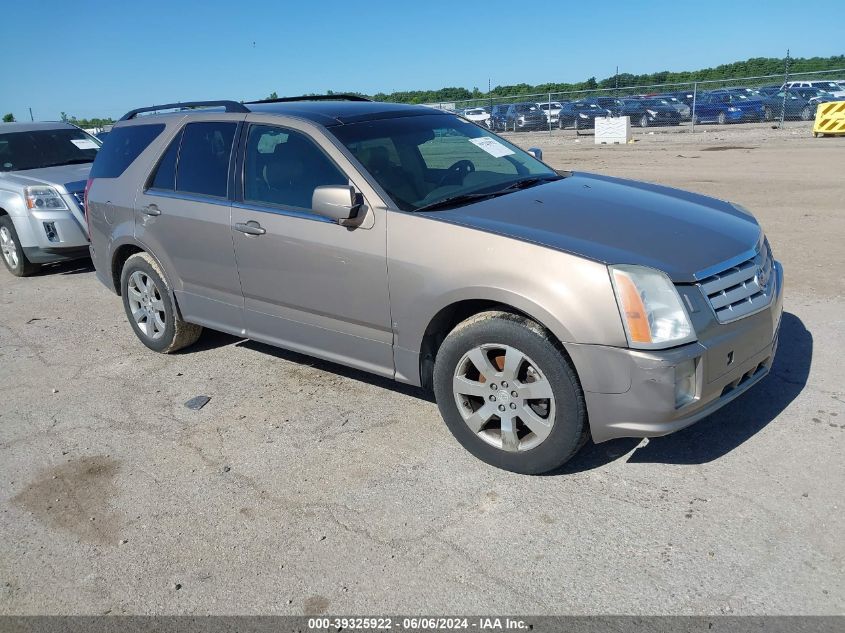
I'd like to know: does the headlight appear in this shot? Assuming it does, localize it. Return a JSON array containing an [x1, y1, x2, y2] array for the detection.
[[24, 186, 68, 211], [728, 106, 740, 112], [647, 109, 658, 116], [579, 113, 588, 118], [609, 265, 696, 349]]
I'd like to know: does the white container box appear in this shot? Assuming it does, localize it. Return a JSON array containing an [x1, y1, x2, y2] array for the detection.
[[595, 116, 631, 144]]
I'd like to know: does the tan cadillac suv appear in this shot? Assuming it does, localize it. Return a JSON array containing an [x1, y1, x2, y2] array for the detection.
[[86, 97, 783, 474]]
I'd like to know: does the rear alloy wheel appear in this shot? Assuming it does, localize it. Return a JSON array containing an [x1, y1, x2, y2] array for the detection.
[[640, 114, 649, 128], [801, 106, 812, 121], [717, 112, 727, 125], [573, 117, 580, 131], [121, 252, 202, 353], [763, 106, 773, 122], [0, 216, 38, 277], [433, 311, 588, 474]]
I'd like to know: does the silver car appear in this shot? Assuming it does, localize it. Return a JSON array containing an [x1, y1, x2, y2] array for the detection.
[[0, 122, 97, 276], [87, 97, 783, 474]]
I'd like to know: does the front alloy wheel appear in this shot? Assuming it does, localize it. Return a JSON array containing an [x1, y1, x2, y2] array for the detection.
[[0, 226, 19, 271], [433, 311, 588, 474], [0, 216, 37, 277], [453, 344, 555, 452]]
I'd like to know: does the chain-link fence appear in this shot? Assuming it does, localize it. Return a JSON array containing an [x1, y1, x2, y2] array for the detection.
[[427, 68, 845, 136]]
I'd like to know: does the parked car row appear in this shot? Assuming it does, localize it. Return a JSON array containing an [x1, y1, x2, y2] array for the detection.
[[458, 80, 844, 131]]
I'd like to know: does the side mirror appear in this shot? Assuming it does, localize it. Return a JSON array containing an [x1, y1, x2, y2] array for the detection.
[[312, 185, 363, 225], [527, 147, 543, 161]]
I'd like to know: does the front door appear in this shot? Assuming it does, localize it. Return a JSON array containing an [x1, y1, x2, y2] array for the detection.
[[230, 118, 393, 377]]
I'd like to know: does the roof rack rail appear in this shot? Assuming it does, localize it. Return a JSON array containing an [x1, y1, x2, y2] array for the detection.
[[245, 94, 372, 104], [119, 100, 249, 121]]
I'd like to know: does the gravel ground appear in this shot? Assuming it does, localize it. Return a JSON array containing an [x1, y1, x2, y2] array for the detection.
[[1, 123, 843, 616]]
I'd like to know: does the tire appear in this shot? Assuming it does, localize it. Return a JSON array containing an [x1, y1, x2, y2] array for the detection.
[[573, 117, 580, 131], [717, 112, 727, 125], [692, 113, 700, 125], [0, 216, 38, 277], [801, 106, 812, 121], [558, 118, 564, 130], [763, 106, 773, 122], [640, 114, 649, 128], [120, 252, 202, 353], [433, 311, 588, 475]]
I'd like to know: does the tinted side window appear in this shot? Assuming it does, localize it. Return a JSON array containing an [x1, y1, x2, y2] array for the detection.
[[176, 122, 237, 198], [90, 124, 165, 179], [149, 129, 182, 191], [243, 125, 346, 210]]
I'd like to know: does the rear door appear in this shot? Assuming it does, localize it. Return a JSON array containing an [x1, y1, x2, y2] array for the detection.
[[230, 116, 393, 377], [135, 114, 246, 333]]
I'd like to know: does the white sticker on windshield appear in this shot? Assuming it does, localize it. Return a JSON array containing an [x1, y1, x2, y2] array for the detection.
[[70, 139, 98, 150], [469, 137, 515, 158]]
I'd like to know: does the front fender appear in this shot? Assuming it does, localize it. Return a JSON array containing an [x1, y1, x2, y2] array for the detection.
[[388, 211, 627, 386]]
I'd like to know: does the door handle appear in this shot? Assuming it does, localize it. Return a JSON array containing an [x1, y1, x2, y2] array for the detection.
[[142, 203, 161, 216], [234, 221, 266, 236]]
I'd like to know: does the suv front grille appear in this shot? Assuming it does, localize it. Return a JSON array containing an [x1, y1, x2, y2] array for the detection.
[[698, 243, 774, 323]]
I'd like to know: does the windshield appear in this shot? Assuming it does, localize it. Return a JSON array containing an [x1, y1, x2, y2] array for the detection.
[[330, 114, 556, 211], [0, 127, 101, 172]]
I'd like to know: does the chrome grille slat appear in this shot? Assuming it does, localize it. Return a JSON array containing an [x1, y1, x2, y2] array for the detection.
[[709, 279, 762, 310], [698, 243, 774, 324], [699, 261, 756, 295]]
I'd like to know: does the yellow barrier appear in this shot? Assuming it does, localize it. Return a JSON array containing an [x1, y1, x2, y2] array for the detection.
[[813, 100, 845, 137]]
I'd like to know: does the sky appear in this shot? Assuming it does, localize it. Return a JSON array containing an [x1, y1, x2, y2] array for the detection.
[[1, 0, 842, 121]]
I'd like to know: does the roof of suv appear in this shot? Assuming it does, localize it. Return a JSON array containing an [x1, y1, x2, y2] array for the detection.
[[123, 100, 447, 128], [248, 100, 446, 126], [0, 121, 78, 133]]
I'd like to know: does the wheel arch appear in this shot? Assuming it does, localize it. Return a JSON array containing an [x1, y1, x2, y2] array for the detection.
[[110, 239, 185, 320], [417, 295, 574, 392]]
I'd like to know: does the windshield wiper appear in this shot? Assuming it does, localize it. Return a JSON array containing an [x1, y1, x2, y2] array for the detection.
[[499, 175, 562, 192], [415, 191, 505, 213], [40, 158, 94, 168], [414, 175, 563, 213]]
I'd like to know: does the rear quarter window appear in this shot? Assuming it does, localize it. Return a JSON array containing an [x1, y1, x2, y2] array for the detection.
[[90, 124, 165, 179]]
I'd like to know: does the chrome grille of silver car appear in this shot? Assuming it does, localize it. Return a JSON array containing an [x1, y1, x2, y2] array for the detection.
[[698, 242, 774, 323]]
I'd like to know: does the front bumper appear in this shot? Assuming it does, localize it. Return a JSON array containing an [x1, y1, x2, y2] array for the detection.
[[566, 261, 784, 443], [727, 109, 763, 122], [515, 119, 547, 129], [11, 204, 89, 263]]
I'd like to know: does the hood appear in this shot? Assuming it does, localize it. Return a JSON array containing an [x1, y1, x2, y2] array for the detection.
[[429, 172, 762, 282], [2, 163, 92, 193], [733, 100, 763, 110]]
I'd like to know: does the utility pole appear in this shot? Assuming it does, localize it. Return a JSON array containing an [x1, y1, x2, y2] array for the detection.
[[615, 66, 619, 98], [488, 77, 492, 111], [29, 107, 34, 122], [779, 49, 791, 129]]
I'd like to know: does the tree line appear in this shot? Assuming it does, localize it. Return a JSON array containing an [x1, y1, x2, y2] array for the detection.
[[329, 54, 845, 104], [5, 54, 843, 124]]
